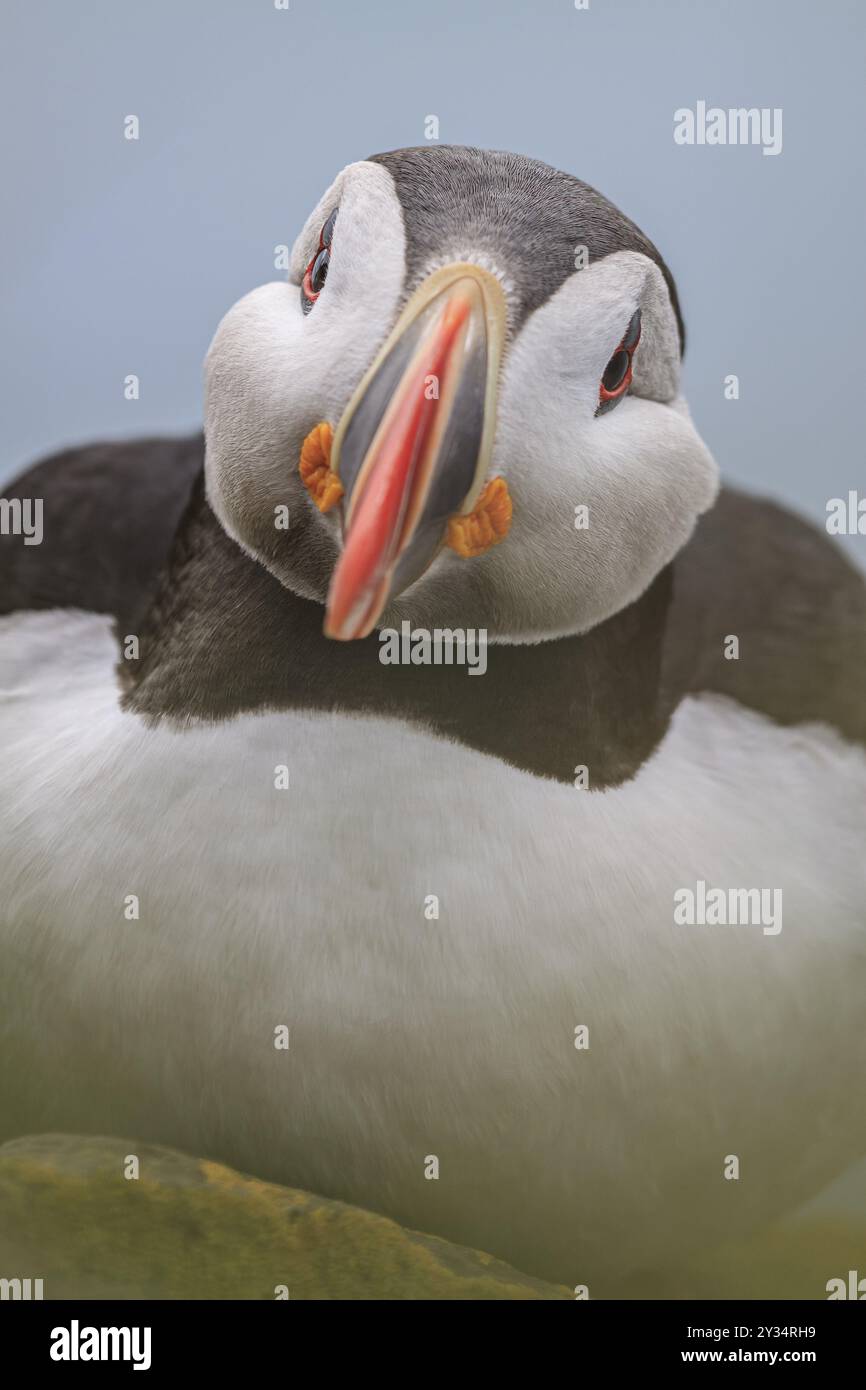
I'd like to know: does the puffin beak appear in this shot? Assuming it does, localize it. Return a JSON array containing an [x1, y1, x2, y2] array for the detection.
[[324, 263, 506, 640]]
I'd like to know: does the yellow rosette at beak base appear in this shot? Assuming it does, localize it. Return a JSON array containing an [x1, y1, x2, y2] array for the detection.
[[445, 476, 513, 557], [298, 422, 512, 557], [299, 422, 343, 513]]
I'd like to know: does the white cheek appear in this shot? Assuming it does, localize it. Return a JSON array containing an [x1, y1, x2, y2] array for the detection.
[[205, 161, 406, 534], [583, 397, 720, 555], [480, 263, 718, 639]]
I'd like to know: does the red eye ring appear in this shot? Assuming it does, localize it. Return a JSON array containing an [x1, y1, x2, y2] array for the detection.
[[598, 351, 633, 402], [301, 209, 338, 313], [302, 255, 323, 304], [597, 308, 642, 413]]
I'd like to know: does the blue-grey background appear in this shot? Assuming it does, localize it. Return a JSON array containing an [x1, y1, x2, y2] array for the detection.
[[1, 0, 864, 576]]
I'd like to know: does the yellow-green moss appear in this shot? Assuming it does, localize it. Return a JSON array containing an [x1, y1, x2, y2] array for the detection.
[[3, 1134, 860, 1300], [0, 1134, 569, 1300]]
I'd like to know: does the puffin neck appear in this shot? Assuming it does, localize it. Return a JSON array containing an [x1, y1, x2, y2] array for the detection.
[[120, 476, 676, 787]]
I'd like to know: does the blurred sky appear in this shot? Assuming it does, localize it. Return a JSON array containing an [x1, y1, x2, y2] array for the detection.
[[1, 0, 864, 579]]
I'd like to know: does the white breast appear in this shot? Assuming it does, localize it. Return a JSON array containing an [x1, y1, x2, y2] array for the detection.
[[2, 608, 865, 1289]]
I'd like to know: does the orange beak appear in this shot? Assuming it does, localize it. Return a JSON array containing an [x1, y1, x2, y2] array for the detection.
[[323, 263, 506, 640]]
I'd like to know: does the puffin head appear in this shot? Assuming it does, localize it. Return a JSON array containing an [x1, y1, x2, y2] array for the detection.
[[204, 146, 718, 643]]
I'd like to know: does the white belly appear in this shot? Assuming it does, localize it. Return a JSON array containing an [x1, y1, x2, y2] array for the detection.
[[2, 608, 865, 1288]]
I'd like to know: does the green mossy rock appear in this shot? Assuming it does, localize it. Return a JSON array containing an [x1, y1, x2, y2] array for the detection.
[[0, 1134, 569, 1300]]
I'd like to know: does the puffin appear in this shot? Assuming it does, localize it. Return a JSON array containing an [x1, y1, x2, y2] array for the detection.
[[1, 146, 865, 1295]]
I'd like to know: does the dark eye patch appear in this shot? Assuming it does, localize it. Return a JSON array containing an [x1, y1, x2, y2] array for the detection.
[[321, 208, 338, 247]]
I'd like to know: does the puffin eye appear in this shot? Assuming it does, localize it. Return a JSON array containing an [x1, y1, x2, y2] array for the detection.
[[602, 349, 629, 393], [308, 247, 330, 292], [301, 208, 338, 315], [596, 308, 641, 416]]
